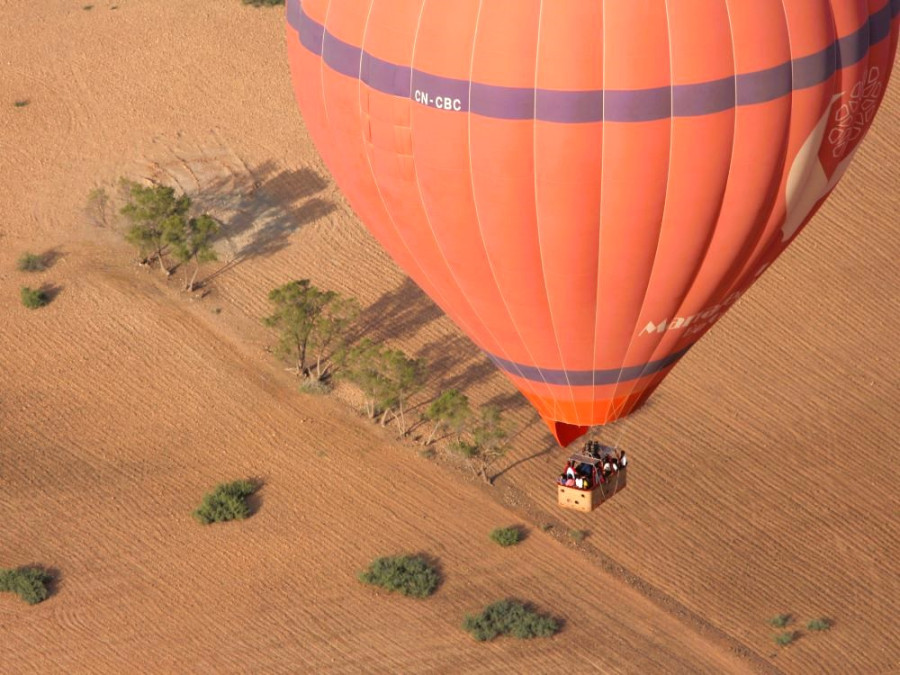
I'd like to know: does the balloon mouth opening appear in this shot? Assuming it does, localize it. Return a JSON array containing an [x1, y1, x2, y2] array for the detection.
[[546, 420, 591, 448]]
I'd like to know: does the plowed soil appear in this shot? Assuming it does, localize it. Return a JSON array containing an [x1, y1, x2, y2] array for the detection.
[[1, 2, 897, 673]]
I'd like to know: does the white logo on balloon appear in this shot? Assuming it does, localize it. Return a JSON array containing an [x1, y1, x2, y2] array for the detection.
[[782, 67, 882, 242]]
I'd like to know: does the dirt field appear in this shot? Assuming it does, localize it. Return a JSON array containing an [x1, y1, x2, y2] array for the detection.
[[1, 2, 897, 673]]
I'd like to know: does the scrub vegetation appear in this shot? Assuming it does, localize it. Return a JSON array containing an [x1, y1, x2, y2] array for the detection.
[[489, 526, 523, 547], [193, 480, 257, 524], [358, 555, 440, 598], [20, 286, 49, 309], [807, 618, 831, 631], [0, 567, 51, 605], [17, 252, 47, 272], [774, 631, 797, 647], [462, 600, 559, 641]]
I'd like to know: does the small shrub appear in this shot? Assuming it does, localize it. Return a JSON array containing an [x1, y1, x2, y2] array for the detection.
[[568, 529, 587, 543], [462, 599, 559, 641], [540, 523, 552, 532], [358, 555, 439, 598], [20, 286, 49, 309], [769, 613, 791, 628], [242, 0, 283, 5], [14, 100, 29, 108], [807, 618, 831, 631], [298, 378, 330, 395], [193, 480, 256, 524], [17, 252, 46, 272], [0, 567, 51, 605], [774, 631, 797, 647], [489, 526, 522, 547]]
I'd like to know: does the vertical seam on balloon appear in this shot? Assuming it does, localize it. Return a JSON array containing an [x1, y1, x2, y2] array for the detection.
[[531, 1, 579, 425], [689, 0, 798, 320], [590, 0, 606, 423], [627, 0, 742, 401], [608, 0, 676, 423], [465, 1, 559, 417], [318, 1, 334, 145], [405, 2, 531, 388], [721, 0, 798, 300], [353, 1, 475, 346]]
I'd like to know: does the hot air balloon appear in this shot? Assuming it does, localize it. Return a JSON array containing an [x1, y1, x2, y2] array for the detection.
[[286, 0, 899, 449]]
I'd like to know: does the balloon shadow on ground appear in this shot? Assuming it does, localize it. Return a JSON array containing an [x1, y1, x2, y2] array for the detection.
[[196, 162, 336, 285]]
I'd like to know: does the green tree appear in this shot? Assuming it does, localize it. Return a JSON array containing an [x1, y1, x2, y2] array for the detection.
[[0, 567, 51, 605], [340, 339, 392, 419], [20, 286, 49, 309], [164, 213, 220, 291], [422, 389, 471, 446], [17, 252, 46, 272], [120, 180, 190, 273], [307, 294, 359, 381], [383, 349, 426, 435], [340, 340, 425, 431], [453, 406, 510, 484], [264, 280, 357, 380]]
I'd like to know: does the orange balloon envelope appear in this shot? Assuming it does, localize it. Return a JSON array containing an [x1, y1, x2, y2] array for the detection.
[[286, 0, 899, 446]]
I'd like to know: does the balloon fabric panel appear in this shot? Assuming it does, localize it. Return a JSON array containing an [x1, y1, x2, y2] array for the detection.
[[287, 0, 900, 446]]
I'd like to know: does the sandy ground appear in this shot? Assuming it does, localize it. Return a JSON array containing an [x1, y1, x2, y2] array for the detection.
[[1, 1, 897, 673]]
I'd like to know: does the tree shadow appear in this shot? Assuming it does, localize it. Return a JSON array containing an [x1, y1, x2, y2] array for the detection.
[[484, 391, 529, 415], [414, 334, 499, 396], [491, 441, 555, 483], [195, 163, 336, 284], [351, 277, 445, 344], [39, 283, 63, 304], [41, 565, 61, 600], [37, 248, 63, 269], [246, 476, 266, 517]]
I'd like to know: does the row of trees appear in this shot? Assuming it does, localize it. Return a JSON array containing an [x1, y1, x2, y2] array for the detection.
[[88, 179, 515, 483], [262, 280, 512, 483]]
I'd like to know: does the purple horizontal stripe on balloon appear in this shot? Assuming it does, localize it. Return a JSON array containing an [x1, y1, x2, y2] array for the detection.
[[288, 0, 896, 124], [485, 346, 694, 388]]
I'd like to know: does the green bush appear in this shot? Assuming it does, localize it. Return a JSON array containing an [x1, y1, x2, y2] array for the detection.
[[807, 618, 831, 631], [568, 529, 587, 543], [462, 599, 559, 641], [20, 286, 49, 309], [0, 567, 50, 605], [769, 613, 791, 628], [298, 378, 330, 395], [14, 100, 29, 108], [17, 252, 46, 272], [242, 0, 283, 6], [489, 526, 522, 547], [193, 480, 257, 524], [358, 555, 439, 598], [774, 631, 797, 647]]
